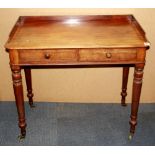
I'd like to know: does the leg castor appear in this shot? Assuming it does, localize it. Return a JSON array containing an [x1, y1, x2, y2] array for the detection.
[[128, 133, 134, 140], [18, 128, 26, 140], [18, 134, 26, 140]]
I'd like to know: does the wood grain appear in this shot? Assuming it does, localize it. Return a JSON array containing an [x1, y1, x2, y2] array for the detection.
[[5, 15, 149, 49]]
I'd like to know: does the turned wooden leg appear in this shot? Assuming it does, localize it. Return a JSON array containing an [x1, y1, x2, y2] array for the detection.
[[121, 67, 129, 106], [129, 64, 144, 138], [11, 66, 26, 139], [24, 68, 34, 108]]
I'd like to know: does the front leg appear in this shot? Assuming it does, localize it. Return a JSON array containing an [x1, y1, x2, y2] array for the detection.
[[129, 64, 145, 139], [11, 66, 26, 139]]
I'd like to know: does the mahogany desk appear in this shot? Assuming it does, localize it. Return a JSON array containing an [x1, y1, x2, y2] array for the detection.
[[5, 15, 150, 139]]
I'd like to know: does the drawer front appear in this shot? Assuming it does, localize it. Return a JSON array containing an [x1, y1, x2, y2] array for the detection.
[[18, 48, 137, 65], [79, 49, 137, 62], [19, 49, 78, 64]]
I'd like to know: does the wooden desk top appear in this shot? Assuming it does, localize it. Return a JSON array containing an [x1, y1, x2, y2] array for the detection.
[[5, 15, 149, 50]]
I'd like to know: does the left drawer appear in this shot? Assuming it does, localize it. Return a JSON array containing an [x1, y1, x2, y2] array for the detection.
[[18, 49, 78, 65]]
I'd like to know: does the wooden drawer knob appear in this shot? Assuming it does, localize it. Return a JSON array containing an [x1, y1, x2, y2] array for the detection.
[[106, 52, 112, 58], [44, 53, 51, 59]]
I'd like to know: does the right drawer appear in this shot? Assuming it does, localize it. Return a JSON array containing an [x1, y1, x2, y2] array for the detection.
[[79, 49, 137, 62]]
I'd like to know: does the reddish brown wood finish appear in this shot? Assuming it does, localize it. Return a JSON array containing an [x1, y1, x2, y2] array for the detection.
[[121, 67, 129, 106], [24, 68, 34, 107], [17, 48, 138, 65], [5, 15, 150, 138], [130, 63, 145, 134], [11, 66, 26, 138]]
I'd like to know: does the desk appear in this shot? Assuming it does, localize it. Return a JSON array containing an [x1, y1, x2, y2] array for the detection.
[[5, 15, 150, 139]]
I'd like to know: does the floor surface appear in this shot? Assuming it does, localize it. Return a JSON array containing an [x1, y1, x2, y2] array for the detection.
[[0, 102, 155, 145]]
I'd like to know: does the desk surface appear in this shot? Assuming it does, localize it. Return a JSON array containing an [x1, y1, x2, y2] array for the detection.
[[5, 15, 149, 50]]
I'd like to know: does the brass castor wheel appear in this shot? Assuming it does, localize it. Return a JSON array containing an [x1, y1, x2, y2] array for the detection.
[[18, 134, 25, 140], [128, 133, 134, 140]]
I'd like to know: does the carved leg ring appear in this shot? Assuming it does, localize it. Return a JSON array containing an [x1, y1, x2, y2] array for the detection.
[[129, 64, 144, 139], [24, 68, 34, 108], [121, 67, 129, 106], [12, 67, 26, 139]]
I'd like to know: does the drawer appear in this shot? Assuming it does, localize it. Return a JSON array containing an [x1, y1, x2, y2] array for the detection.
[[79, 49, 137, 62], [18, 49, 78, 64], [18, 48, 137, 65]]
